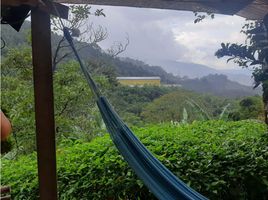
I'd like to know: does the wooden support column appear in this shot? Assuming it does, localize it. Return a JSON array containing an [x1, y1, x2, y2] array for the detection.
[[31, 8, 58, 200]]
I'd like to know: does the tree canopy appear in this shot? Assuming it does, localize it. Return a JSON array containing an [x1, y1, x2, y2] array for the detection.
[[215, 16, 268, 124]]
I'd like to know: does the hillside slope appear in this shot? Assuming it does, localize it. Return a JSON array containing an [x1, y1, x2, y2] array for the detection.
[[152, 59, 253, 86], [1, 22, 259, 98]]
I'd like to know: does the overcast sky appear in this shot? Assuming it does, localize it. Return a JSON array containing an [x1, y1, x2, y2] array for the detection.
[[88, 5, 247, 70]]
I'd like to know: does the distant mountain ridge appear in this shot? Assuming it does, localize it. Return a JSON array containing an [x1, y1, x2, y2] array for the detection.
[[116, 58, 260, 98], [1, 22, 259, 98], [181, 74, 259, 98], [151, 60, 253, 86]]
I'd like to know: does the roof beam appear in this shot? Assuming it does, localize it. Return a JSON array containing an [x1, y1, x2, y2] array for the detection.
[[55, 0, 268, 20]]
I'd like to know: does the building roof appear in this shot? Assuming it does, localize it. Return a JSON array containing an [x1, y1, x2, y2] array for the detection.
[[56, 0, 268, 20]]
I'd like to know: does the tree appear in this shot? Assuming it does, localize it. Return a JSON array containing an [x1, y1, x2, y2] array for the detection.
[[141, 90, 229, 123], [1, 46, 110, 154], [51, 5, 130, 70], [51, 5, 107, 70], [215, 15, 268, 124], [228, 96, 263, 121], [106, 34, 130, 57]]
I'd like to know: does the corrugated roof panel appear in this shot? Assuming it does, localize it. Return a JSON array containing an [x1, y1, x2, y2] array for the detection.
[[237, 0, 268, 20], [56, 0, 268, 20]]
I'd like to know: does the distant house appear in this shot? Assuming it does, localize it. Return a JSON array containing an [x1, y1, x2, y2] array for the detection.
[[116, 77, 161, 86]]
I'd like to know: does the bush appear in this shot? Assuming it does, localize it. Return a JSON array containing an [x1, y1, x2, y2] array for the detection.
[[1, 121, 268, 199], [229, 96, 264, 121], [141, 91, 236, 123], [1, 58, 107, 153]]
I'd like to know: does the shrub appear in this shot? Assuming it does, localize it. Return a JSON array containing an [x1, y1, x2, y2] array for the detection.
[[1, 121, 268, 199], [1, 59, 107, 154], [141, 91, 236, 123]]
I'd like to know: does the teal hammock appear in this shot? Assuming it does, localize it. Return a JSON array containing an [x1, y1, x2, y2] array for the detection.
[[63, 27, 208, 200]]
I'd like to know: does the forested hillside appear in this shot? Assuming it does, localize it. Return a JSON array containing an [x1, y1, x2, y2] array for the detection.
[[1, 21, 259, 98], [153, 59, 253, 86], [181, 74, 259, 97]]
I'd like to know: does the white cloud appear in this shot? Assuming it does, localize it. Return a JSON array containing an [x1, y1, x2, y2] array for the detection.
[[172, 15, 247, 68], [88, 6, 248, 69]]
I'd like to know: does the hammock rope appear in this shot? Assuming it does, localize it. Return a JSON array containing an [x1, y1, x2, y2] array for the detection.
[[63, 27, 208, 200]]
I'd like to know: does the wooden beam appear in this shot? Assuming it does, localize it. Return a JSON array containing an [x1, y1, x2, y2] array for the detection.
[[1, 0, 68, 19], [42, 0, 69, 19], [31, 8, 58, 200], [202, 0, 253, 15]]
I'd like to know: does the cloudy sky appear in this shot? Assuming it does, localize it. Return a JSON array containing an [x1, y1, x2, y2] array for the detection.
[[88, 5, 247, 70]]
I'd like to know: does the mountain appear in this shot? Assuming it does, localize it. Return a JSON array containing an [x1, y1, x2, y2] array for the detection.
[[114, 57, 182, 84], [151, 60, 217, 78], [220, 69, 254, 86], [117, 58, 260, 97], [181, 74, 260, 98], [151, 59, 254, 86]]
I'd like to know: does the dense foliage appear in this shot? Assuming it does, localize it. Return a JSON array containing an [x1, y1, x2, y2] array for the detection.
[[1, 47, 108, 153], [1, 47, 263, 153], [141, 90, 237, 123], [215, 17, 268, 124], [1, 43, 264, 155], [2, 121, 267, 200], [229, 96, 264, 121], [107, 85, 175, 125]]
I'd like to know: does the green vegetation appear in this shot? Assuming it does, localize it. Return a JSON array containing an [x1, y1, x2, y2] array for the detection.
[[141, 91, 236, 123], [1, 44, 264, 155], [1, 21, 259, 98], [216, 18, 268, 124], [107, 85, 175, 125], [2, 121, 267, 199], [229, 96, 264, 121], [1, 46, 108, 153], [181, 74, 259, 98], [1, 12, 267, 200]]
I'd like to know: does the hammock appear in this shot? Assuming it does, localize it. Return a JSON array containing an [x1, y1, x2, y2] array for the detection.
[[63, 27, 208, 200]]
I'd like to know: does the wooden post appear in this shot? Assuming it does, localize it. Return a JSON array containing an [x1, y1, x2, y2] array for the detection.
[[31, 8, 58, 200]]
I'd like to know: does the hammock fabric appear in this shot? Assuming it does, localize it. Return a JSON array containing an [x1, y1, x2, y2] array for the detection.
[[63, 27, 208, 200]]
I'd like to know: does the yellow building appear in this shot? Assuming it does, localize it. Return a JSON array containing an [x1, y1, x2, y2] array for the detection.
[[116, 77, 161, 86]]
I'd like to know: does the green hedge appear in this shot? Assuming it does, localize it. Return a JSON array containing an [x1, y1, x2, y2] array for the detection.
[[1, 121, 268, 199]]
